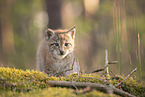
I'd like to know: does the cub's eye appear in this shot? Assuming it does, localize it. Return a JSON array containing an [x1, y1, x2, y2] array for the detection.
[[53, 43, 59, 46], [65, 43, 69, 47]]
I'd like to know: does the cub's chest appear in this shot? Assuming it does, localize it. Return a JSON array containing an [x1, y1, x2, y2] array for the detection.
[[51, 59, 72, 71]]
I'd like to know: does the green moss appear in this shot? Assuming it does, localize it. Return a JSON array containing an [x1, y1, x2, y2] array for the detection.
[[0, 67, 144, 97], [111, 75, 145, 96], [1, 87, 116, 97], [0, 67, 49, 92]]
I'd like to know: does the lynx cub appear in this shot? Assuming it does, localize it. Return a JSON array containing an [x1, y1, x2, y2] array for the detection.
[[36, 27, 78, 76]]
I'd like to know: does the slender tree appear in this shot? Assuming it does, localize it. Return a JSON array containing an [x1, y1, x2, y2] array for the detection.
[[45, 0, 62, 29]]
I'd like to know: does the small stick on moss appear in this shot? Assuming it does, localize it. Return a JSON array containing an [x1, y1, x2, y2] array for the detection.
[[115, 67, 138, 87], [87, 51, 109, 83], [104, 50, 109, 79], [104, 50, 113, 88], [92, 51, 118, 73]]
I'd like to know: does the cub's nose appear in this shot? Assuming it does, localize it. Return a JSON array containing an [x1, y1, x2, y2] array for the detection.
[[59, 50, 65, 55]]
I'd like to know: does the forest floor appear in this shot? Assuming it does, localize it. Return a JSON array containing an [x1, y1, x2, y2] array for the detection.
[[0, 67, 144, 97]]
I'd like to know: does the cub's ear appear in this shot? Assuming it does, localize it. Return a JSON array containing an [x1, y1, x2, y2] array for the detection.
[[67, 27, 76, 39], [45, 28, 54, 40]]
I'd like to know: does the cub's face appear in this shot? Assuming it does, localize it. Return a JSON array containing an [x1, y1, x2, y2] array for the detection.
[[45, 27, 76, 59]]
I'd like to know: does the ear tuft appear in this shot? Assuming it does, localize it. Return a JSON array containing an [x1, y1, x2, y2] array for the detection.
[[45, 28, 54, 40], [68, 27, 76, 39]]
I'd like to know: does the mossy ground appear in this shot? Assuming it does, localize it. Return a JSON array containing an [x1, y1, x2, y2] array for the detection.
[[0, 67, 144, 97], [1, 88, 116, 97]]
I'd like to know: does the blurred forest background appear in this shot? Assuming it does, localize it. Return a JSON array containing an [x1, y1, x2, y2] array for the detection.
[[0, 0, 145, 82]]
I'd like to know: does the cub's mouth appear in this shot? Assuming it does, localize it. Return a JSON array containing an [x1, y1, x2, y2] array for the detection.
[[53, 51, 69, 60], [52, 54, 67, 60]]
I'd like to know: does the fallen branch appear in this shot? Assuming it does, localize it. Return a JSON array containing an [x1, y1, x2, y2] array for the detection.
[[115, 67, 138, 87], [48, 81, 113, 94], [47, 80, 135, 97]]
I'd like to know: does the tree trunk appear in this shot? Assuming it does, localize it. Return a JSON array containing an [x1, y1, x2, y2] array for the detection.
[[0, 0, 14, 53], [45, 0, 62, 29]]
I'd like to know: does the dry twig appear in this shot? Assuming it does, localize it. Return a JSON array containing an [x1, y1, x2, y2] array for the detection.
[[115, 67, 138, 87]]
